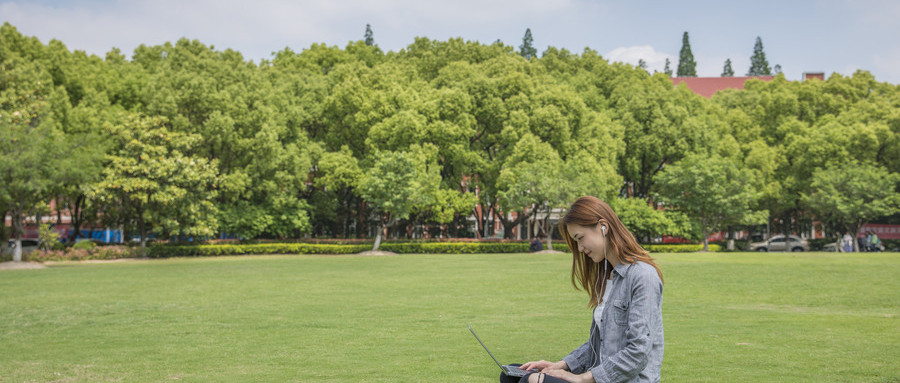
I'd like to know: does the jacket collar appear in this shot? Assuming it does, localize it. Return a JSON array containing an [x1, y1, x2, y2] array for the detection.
[[611, 261, 633, 279]]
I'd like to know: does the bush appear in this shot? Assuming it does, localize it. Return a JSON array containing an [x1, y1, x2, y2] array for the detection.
[[72, 240, 97, 250], [644, 244, 721, 253], [25, 245, 136, 262], [142, 241, 731, 258], [708, 240, 749, 252], [881, 239, 900, 252], [808, 238, 837, 251]]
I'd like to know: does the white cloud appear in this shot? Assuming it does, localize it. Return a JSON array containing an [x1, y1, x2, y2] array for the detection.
[[605, 45, 673, 73]]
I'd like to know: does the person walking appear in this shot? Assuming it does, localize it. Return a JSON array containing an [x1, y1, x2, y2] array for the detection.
[[842, 232, 854, 252], [501, 196, 664, 383]]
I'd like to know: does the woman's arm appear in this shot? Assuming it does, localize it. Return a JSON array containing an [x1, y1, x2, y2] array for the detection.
[[561, 340, 591, 373]]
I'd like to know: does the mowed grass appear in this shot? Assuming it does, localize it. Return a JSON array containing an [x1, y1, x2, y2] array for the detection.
[[1, 252, 898, 382]]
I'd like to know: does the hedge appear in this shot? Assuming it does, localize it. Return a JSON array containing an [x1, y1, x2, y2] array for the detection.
[[145, 242, 531, 258], [1, 241, 727, 262], [644, 244, 721, 253]]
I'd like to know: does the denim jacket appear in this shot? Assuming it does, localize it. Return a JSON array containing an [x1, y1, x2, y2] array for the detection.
[[562, 261, 664, 383]]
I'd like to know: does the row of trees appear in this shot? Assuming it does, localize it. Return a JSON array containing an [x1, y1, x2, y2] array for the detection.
[[2, 23, 899, 260], [669, 32, 778, 78]]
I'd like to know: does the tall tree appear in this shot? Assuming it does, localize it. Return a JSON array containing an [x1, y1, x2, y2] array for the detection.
[[747, 36, 772, 76], [637, 59, 648, 71], [364, 24, 374, 46], [722, 58, 735, 77], [773, 64, 782, 75], [677, 31, 697, 77], [0, 53, 101, 261], [663, 58, 673, 76], [519, 28, 537, 60]]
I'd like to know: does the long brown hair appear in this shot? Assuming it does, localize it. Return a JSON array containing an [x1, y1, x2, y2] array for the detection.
[[558, 196, 663, 308]]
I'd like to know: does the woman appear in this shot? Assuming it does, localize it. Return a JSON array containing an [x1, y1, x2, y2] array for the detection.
[[502, 196, 664, 383]]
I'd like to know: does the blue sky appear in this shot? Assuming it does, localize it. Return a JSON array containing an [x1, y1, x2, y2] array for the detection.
[[2, 0, 899, 84]]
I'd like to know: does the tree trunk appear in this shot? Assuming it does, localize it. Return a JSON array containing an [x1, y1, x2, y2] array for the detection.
[[702, 223, 709, 252], [137, 203, 147, 255], [726, 226, 735, 251], [11, 209, 23, 262], [544, 206, 554, 251], [372, 218, 385, 251]]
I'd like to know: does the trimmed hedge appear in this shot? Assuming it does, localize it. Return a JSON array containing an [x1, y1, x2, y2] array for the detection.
[[145, 242, 531, 258], [142, 242, 718, 258], [644, 244, 721, 253], [4, 241, 726, 262]]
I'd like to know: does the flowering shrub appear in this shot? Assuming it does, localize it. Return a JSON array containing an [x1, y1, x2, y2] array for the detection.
[[26, 246, 137, 262]]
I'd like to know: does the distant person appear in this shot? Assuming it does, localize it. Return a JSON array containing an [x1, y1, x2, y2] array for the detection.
[[502, 196, 664, 383], [868, 231, 881, 252], [530, 237, 543, 252], [842, 232, 854, 252], [859, 234, 869, 252]]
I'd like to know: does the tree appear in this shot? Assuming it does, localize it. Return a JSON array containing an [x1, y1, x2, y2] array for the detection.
[[358, 146, 441, 251], [676, 31, 697, 77], [747, 36, 772, 76], [519, 28, 537, 60], [663, 58, 673, 76], [773, 64, 782, 74], [91, 113, 219, 250], [0, 54, 101, 261], [722, 58, 735, 77], [803, 163, 900, 251], [637, 59, 648, 71], [364, 24, 375, 47], [610, 197, 695, 243], [655, 153, 767, 251]]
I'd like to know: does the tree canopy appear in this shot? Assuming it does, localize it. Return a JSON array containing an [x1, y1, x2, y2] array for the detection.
[[2, 22, 898, 248]]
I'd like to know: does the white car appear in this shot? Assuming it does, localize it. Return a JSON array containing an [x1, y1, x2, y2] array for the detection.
[[749, 235, 810, 252]]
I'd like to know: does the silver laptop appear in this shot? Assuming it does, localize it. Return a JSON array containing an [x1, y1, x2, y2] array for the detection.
[[467, 324, 539, 377]]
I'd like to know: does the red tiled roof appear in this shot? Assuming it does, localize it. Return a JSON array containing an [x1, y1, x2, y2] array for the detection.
[[671, 76, 775, 98]]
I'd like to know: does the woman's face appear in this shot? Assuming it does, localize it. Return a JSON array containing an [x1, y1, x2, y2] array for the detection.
[[566, 223, 607, 263]]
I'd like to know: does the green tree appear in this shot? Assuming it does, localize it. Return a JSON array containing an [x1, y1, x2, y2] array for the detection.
[[519, 28, 537, 60], [677, 31, 697, 77], [637, 59, 648, 71], [747, 36, 772, 76], [722, 58, 734, 77], [359, 146, 441, 251], [364, 24, 375, 47], [663, 58, 673, 76], [803, 163, 900, 251], [655, 153, 767, 251], [610, 197, 695, 243], [0, 51, 101, 261], [91, 113, 219, 249]]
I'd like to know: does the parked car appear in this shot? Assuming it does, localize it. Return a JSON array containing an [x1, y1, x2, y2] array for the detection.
[[749, 235, 810, 252], [5, 239, 40, 255]]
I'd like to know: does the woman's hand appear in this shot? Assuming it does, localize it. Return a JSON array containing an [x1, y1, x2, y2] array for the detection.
[[542, 369, 593, 383], [520, 360, 566, 372]]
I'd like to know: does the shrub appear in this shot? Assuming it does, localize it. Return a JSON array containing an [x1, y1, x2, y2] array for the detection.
[[644, 244, 721, 253], [881, 239, 900, 252], [72, 240, 97, 250], [25, 246, 137, 262], [708, 240, 749, 252]]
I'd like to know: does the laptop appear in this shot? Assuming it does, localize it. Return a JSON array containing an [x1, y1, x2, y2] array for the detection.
[[467, 323, 540, 377]]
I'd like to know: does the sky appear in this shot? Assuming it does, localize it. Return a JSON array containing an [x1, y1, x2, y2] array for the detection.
[[2, 0, 899, 84]]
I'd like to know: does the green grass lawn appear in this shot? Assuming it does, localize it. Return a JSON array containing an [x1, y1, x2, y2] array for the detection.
[[1, 252, 898, 382]]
